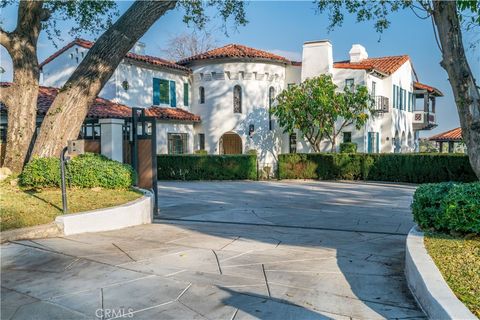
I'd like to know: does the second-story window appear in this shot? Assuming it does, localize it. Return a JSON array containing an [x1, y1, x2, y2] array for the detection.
[[345, 78, 354, 91], [371, 81, 376, 97], [153, 78, 170, 105], [199, 86, 205, 104], [233, 85, 242, 113]]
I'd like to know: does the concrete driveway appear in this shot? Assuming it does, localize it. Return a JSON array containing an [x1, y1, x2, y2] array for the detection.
[[1, 181, 424, 319]]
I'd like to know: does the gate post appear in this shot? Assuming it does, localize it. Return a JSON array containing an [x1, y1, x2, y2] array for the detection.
[[99, 118, 124, 162]]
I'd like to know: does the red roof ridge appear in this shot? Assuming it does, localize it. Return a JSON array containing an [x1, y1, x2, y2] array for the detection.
[[333, 55, 410, 75], [0, 82, 200, 122], [429, 127, 462, 141], [177, 43, 291, 65], [39, 38, 189, 72]]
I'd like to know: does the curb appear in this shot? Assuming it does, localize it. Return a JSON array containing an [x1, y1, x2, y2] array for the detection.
[[0, 223, 62, 244], [1, 188, 153, 242], [405, 225, 477, 320], [56, 188, 153, 236]]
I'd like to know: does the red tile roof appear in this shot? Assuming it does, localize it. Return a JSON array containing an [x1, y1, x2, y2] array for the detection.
[[177, 44, 291, 65], [0, 82, 200, 122], [429, 127, 463, 142], [333, 55, 410, 75], [414, 81, 443, 96], [40, 39, 190, 72]]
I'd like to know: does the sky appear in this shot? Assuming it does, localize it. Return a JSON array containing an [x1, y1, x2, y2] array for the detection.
[[1, 1, 479, 137]]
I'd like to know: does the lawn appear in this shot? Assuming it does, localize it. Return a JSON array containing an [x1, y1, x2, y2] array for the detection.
[[0, 180, 142, 231], [424, 232, 480, 317]]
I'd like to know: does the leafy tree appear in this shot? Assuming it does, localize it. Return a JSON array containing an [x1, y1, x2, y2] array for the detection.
[[1, 0, 247, 172], [314, 0, 480, 178], [0, 0, 118, 173], [272, 75, 372, 152]]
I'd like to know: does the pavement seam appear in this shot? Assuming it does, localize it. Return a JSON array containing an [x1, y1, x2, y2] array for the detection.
[[111, 243, 136, 262], [175, 283, 192, 301], [261, 264, 271, 298], [155, 218, 408, 236], [212, 249, 223, 275]]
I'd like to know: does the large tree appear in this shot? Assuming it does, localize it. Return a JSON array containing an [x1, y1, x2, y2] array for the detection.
[[1, 0, 247, 171], [315, 0, 480, 178], [272, 75, 372, 152], [0, 0, 117, 173]]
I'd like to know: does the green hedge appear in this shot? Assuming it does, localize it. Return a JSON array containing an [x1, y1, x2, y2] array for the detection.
[[412, 182, 480, 234], [20, 153, 135, 189], [157, 154, 257, 180], [340, 142, 357, 153], [278, 153, 477, 183]]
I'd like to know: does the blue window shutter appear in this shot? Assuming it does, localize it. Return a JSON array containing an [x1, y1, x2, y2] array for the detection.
[[376, 132, 380, 153], [367, 132, 372, 153], [183, 83, 189, 106], [392, 85, 396, 109], [170, 81, 176, 107], [153, 78, 160, 105]]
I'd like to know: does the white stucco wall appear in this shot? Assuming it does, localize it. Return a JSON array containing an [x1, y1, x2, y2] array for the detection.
[[113, 62, 191, 109], [41, 44, 191, 110], [156, 121, 195, 154], [190, 60, 290, 168]]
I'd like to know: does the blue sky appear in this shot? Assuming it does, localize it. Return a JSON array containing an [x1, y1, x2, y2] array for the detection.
[[1, 1, 479, 136]]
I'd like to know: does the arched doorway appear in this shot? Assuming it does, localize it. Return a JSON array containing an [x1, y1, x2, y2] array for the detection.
[[220, 132, 242, 154]]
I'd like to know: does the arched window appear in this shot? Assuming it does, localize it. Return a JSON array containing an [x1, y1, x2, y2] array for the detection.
[[199, 86, 205, 104], [268, 87, 276, 130], [233, 85, 242, 113]]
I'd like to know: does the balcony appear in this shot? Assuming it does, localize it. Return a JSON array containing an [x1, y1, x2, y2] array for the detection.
[[413, 111, 437, 130], [372, 95, 389, 113]]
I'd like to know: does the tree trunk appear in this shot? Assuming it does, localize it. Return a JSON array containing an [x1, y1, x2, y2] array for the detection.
[[432, 1, 480, 179], [0, 1, 45, 172], [32, 0, 177, 158]]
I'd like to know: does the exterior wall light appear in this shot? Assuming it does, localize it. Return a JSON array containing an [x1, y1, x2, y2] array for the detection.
[[249, 124, 255, 137]]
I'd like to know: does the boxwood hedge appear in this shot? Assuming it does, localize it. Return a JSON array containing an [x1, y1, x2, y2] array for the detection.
[[278, 153, 477, 183], [20, 153, 135, 189], [157, 154, 257, 180], [412, 182, 480, 234]]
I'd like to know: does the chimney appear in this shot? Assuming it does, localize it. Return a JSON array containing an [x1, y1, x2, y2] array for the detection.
[[349, 44, 368, 63], [301, 40, 333, 81], [131, 42, 146, 55]]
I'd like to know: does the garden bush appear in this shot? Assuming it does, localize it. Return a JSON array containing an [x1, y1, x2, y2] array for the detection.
[[412, 182, 480, 234], [339, 142, 357, 153], [278, 153, 477, 183], [157, 154, 257, 180], [20, 153, 135, 189]]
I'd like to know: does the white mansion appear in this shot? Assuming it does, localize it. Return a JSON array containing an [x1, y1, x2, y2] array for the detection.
[[39, 38, 442, 168]]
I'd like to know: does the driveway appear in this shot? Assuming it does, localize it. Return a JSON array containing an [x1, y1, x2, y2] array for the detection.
[[1, 181, 424, 319]]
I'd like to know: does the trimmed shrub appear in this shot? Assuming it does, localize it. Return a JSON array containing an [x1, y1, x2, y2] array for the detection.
[[20, 153, 135, 189], [411, 182, 455, 230], [278, 153, 477, 183], [442, 183, 480, 233], [157, 154, 257, 180], [412, 182, 480, 234], [340, 142, 357, 153], [194, 150, 208, 155], [19, 157, 60, 188]]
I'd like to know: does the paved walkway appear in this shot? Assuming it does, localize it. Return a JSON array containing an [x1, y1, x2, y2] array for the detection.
[[1, 181, 424, 319]]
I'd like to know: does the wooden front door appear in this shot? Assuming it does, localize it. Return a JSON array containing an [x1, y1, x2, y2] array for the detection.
[[220, 133, 242, 154]]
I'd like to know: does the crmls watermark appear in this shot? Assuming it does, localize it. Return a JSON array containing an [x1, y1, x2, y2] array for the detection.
[[95, 308, 134, 319]]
